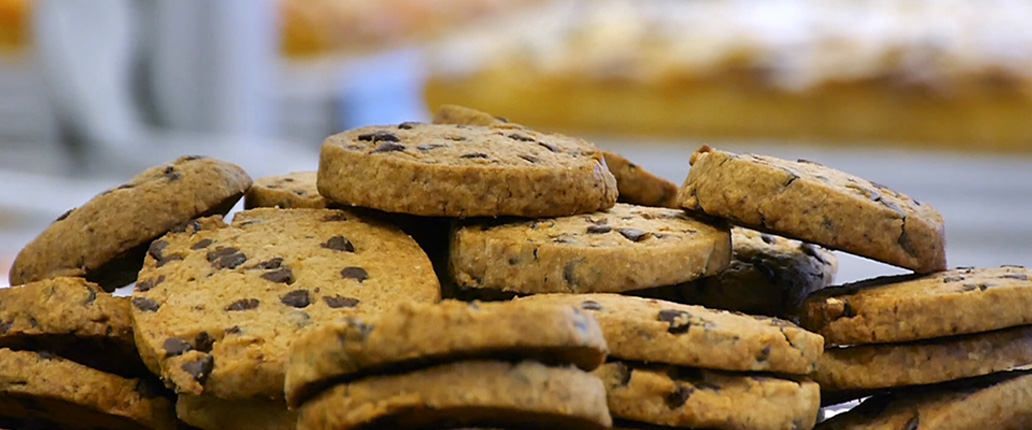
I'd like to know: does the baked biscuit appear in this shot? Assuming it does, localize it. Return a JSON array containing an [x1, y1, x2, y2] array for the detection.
[[244, 172, 332, 209]]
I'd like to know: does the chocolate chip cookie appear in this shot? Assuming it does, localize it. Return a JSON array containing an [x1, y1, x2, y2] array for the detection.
[[635, 227, 838, 319], [817, 370, 1032, 430], [0, 277, 147, 378], [595, 361, 820, 430], [176, 395, 296, 430], [10, 156, 251, 290], [297, 360, 611, 430], [130, 208, 441, 399], [285, 300, 607, 407], [0, 348, 179, 430], [677, 145, 946, 273], [816, 325, 1032, 392], [450, 204, 731, 294], [245, 172, 332, 209], [318, 123, 617, 217], [801, 266, 1032, 346], [518, 294, 823, 375]]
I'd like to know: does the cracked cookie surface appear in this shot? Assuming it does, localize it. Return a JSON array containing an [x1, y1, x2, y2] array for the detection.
[[677, 145, 945, 273], [130, 208, 440, 399], [517, 294, 823, 375], [245, 172, 332, 209], [450, 203, 731, 294], [802, 266, 1032, 346], [318, 123, 617, 217]]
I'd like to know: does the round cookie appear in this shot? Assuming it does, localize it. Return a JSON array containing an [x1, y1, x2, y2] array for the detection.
[[801, 265, 1032, 346], [244, 172, 332, 209], [595, 361, 820, 430], [450, 204, 731, 294], [433, 104, 511, 127], [677, 145, 946, 273], [297, 360, 611, 430], [517, 294, 823, 375], [0, 277, 147, 378], [176, 395, 296, 430], [817, 370, 1032, 430], [10, 156, 251, 290], [317, 123, 618, 217], [285, 300, 608, 407], [130, 208, 441, 399], [816, 324, 1032, 392], [0, 348, 179, 430], [635, 227, 838, 319]]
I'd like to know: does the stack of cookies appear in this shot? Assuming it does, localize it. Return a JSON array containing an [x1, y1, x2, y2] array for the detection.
[[283, 300, 612, 429]]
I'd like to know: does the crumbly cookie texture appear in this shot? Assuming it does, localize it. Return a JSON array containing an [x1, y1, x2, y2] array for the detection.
[[518, 294, 823, 375], [595, 361, 819, 430], [244, 172, 332, 209], [130, 208, 440, 399], [318, 123, 617, 217], [450, 203, 731, 294], [0, 348, 180, 430], [801, 266, 1031, 346], [678, 145, 946, 273], [817, 370, 1032, 430], [816, 325, 1032, 392], [297, 360, 611, 430], [0, 277, 147, 378], [176, 395, 297, 430], [10, 156, 251, 290], [635, 227, 837, 319], [285, 300, 607, 408]]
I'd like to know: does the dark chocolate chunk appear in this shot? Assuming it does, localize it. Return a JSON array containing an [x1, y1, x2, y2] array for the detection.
[[324, 295, 360, 308], [1002, 274, 1029, 281], [163, 338, 193, 357], [281, 290, 311, 308], [191, 239, 213, 250], [445, 135, 466, 141], [416, 144, 445, 151], [194, 332, 214, 353], [357, 130, 401, 143], [225, 326, 241, 335], [255, 258, 283, 269], [618, 228, 647, 242], [1002, 264, 1025, 269], [136, 275, 165, 292], [172, 220, 203, 234], [613, 362, 632, 386], [942, 276, 965, 283], [760, 234, 776, 245], [261, 267, 294, 284], [164, 165, 182, 181], [658, 309, 691, 334], [586, 225, 612, 234], [538, 141, 559, 152], [84, 288, 97, 305], [398, 122, 420, 129], [460, 153, 489, 159], [208, 248, 247, 270], [321, 236, 356, 252], [132, 297, 161, 312], [507, 133, 535, 142], [156, 253, 184, 267], [370, 142, 405, 153], [580, 300, 603, 311], [182, 355, 214, 385], [182, 155, 207, 161], [665, 386, 694, 409], [148, 240, 168, 261], [841, 301, 855, 318], [55, 208, 74, 222], [757, 346, 772, 362], [341, 266, 368, 282], [518, 155, 539, 163], [226, 298, 260, 311]]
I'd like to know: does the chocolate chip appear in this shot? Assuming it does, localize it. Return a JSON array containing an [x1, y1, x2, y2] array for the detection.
[[417, 144, 445, 151], [194, 332, 214, 353], [164, 165, 181, 181], [136, 275, 165, 292], [84, 289, 97, 305], [942, 276, 964, 283], [796, 158, 823, 166], [842, 301, 854, 318], [757, 346, 771, 362], [37, 350, 55, 359], [612, 362, 632, 386], [324, 295, 360, 308], [664, 386, 694, 409], [538, 141, 559, 152], [903, 415, 919, 430], [281, 290, 311, 308], [957, 266, 975, 271], [341, 267, 368, 282], [132, 297, 160, 312], [0, 320, 11, 334], [398, 122, 420, 129], [445, 135, 467, 141], [225, 326, 241, 335], [518, 154, 539, 163], [226, 298, 259, 311], [580, 300, 603, 311], [460, 153, 489, 159], [1002, 274, 1029, 281], [322, 236, 355, 252], [182, 355, 214, 385], [760, 234, 776, 245], [658, 309, 691, 334], [182, 155, 206, 161], [172, 220, 203, 234], [507, 133, 535, 142], [191, 239, 213, 250], [148, 240, 168, 261], [261, 267, 294, 284], [882, 200, 905, 216], [156, 254, 184, 267], [208, 248, 247, 269], [1002, 264, 1025, 269], [255, 258, 283, 269], [960, 283, 978, 292], [55, 208, 74, 222], [618, 228, 647, 242], [163, 338, 193, 357], [358, 130, 400, 143], [586, 225, 612, 234], [370, 142, 405, 153]]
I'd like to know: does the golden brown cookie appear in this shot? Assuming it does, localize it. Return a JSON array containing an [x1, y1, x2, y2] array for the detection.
[[176, 395, 296, 430], [801, 265, 1031, 346], [285, 300, 607, 408], [130, 208, 440, 399], [450, 204, 731, 294], [678, 145, 946, 273], [244, 172, 332, 209], [10, 156, 251, 290]]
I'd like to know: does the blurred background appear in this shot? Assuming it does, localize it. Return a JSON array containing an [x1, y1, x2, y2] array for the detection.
[[1, 0, 1030, 287]]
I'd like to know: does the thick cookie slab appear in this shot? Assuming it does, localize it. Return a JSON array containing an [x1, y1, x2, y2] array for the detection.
[[318, 123, 617, 217], [298, 360, 611, 430], [130, 208, 440, 399], [817, 370, 1032, 430], [10, 156, 251, 290], [176, 395, 296, 430], [801, 266, 1032, 346], [677, 146, 946, 273], [0, 277, 147, 378], [518, 294, 823, 375], [635, 227, 837, 318], [285, 300, 607, 407], [0, 349, 179, 430], [596, 361, 819, 430], [816, 325, 1032, 392], [244, 172, 332, 209], [451, 204, 731, 294]]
